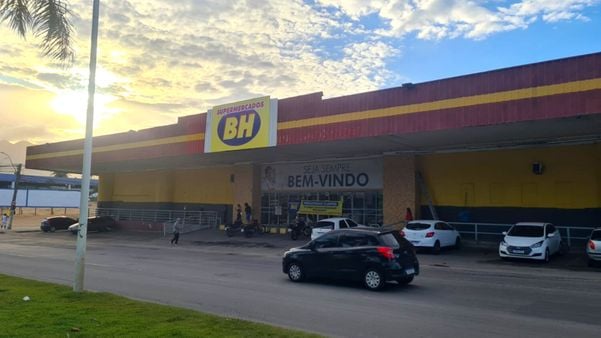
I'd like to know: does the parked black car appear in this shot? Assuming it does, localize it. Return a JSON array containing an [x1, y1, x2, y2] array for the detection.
[[282, 228, 419, 290], [68, 216, 116, 234], [40, 216, 78, 232]]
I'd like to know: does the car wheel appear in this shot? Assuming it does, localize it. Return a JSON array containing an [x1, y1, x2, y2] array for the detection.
[[543, 248, 550, 263], [226, 229, 234, 237], [364, 268, 384, 291], [71, 231, 77, 235], [49, 226, 56, 232], [287, 262, 304, 282], [432, 241, 441, 255], [396, 275, 414, 285], [454, 237, 461, 249]]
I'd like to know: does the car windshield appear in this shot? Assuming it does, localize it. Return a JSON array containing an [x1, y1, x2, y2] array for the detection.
[[406, 222, 431, 230], [508, 225, 544, 237], [591, 230, 601, 240], [378, 233, 400, 248]]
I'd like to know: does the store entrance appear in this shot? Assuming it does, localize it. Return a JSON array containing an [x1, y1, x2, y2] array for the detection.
[[260, 190, 383, 227]]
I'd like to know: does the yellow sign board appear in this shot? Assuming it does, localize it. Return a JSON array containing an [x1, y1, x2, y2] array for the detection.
[[204, 96, 277, 153], [298, 199, 343, 216]]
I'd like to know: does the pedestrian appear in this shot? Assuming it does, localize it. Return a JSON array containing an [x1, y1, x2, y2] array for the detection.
[[1, 213, 8, 230], [235, 204, 242, 224], [244, 202, 252, 223], [405, 207, 413, 222], [170, 218, 181, 245]]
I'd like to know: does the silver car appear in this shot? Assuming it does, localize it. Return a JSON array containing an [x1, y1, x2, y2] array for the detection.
[[586, 228, 601, 267]]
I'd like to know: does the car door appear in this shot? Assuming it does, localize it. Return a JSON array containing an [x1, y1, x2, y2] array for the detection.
[[335, 232, 378, 280], [308, 232, 341, 278], [435, 222, 451, 247]]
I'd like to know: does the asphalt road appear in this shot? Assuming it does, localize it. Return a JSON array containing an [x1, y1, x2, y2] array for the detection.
[[1, 230, 600, 337]]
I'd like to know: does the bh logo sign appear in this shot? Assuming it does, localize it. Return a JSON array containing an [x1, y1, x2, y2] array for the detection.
[[217, 110, 261, 146]]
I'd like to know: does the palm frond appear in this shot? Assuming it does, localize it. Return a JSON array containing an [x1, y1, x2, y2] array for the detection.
[[31, 0, 74, 63], [0, 0, 33, 37]]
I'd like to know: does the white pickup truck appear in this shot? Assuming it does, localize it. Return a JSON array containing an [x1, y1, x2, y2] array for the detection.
[[310, 217, 364, 240]]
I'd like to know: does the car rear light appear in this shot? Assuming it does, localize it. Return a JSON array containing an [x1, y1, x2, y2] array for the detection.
[[376, 246, 395, 260], [590, 240, 596, 250], [399, 230, 405, 237], [425, 231, 435, 238]]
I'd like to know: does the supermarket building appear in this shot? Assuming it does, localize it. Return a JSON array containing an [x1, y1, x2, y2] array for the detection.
[[26, 53, 601, 229]]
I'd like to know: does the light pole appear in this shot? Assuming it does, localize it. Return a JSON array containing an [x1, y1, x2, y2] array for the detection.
[[0, 152, 21, 230], [73, 0, 100, 293]]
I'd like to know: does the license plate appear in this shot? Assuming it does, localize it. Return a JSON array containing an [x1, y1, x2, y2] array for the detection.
[[405, 268, 415, 275], [512, 250, 524, 254]]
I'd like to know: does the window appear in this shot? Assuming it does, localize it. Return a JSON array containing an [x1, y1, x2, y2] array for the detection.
[[340, 233, 379, 247], [547, 224, 556, 234], [346, 219, 359, 228], [591, 230, 601, 240], [313, 233, 339, 249], [435, 223, 445, 230], [406, 222, 431, 230], [508, 225, 544, 237], [378, 233, 400, 248], [442, 223, 454, 231], [339, 220, 349, 229]]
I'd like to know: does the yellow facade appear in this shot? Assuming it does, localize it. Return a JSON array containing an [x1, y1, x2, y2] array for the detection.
[[418, 144, 601, 209], [99, 167, 235, 205]]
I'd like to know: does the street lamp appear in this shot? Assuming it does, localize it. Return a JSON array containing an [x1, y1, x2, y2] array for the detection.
[[73, 0, 100, 293], [0, 151, 22, 230]]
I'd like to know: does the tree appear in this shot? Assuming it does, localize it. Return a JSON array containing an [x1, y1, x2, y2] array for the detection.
[[0, 0, 74, 63]]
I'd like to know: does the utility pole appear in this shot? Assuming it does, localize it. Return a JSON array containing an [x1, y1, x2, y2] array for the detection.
[[7, 164, 22, 230], [74, 0, 100, 293]]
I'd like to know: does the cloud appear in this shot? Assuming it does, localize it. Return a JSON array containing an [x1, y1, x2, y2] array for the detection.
[[317, 0, 599, 39], [0, 0, 598, 145]]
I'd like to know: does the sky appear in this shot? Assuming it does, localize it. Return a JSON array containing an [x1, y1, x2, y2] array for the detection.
[[0, 0, 600, 146]]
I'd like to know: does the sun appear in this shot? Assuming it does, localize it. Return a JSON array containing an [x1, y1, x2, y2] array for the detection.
[[50, 90, 118, 124]]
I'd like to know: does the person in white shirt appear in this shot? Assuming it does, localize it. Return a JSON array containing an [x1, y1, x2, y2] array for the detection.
[[170, 218, 181, 245]]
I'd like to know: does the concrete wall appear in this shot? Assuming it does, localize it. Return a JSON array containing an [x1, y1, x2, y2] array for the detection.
[[383, 155, 417, 226]]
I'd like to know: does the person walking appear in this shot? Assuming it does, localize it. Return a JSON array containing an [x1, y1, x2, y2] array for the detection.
[[244, 202, 252, 223], [235, 204, 242, 224], [170, 218, 181, 245], [404, 207, 414, 222], [1, 213, 8, 230]]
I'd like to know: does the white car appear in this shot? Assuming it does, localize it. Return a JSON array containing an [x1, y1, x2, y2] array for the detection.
[[403, 220, 461, 254], [499, 222, 561, 262], [586, 228, 601, 267], [310, 217, 362, 240]]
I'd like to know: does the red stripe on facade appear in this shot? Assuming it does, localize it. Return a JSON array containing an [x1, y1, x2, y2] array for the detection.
[[276, 53, 601, 123], [278, 90, 601, 145]]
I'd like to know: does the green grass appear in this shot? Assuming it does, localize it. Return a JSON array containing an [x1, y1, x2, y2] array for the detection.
[[0, 274, 321, 337]]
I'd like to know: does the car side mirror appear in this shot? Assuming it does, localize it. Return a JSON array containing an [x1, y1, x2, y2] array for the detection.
[[502, 231, 507, 236], [547, 233, 555, 238]]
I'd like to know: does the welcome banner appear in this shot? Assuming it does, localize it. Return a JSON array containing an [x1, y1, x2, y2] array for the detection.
[[298, 199, 343, 216]]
